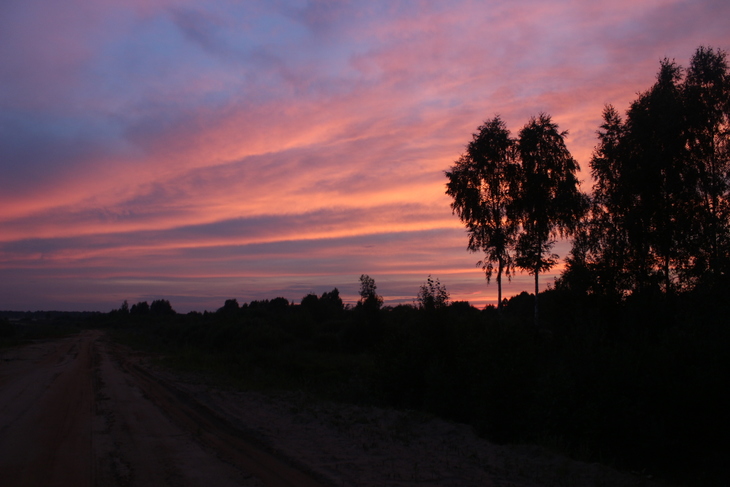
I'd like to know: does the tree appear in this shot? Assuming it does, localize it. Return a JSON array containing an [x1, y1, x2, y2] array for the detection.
[[563, 47, 730, 297], [514, 114, 585, 325], [150, 299, 175, 316], [683, 46, 730, 283], [358, 274, 383, 312], [622, 59, 690, 294], [218, 298, 240, 314], [446, 116, 518, 311], [301, 288, 343, 321], [268, 297, 290, 312], [320, 288, 344, 315], [130, 301, 150, 316], [562, 106, 632, 298], [416, 275, 450, 310]]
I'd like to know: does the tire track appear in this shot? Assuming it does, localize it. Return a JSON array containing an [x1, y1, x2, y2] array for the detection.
[[112, 345, 329, 487]]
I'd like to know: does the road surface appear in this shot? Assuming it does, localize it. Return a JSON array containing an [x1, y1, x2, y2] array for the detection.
[[0, 330, 325, 487]]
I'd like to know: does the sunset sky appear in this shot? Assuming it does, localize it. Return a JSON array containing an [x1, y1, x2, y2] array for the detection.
[[2, 0, 729, 312]]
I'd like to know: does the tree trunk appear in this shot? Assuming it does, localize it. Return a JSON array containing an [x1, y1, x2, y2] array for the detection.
[[497, 257, 503, 312], [534, 268, 539, 327]]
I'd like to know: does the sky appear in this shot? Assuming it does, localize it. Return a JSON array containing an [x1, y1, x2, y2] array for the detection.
[[2, 0, 729, 312]]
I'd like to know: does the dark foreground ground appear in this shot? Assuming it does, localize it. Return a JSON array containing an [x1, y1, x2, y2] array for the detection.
[[0, 330, 668, 486]]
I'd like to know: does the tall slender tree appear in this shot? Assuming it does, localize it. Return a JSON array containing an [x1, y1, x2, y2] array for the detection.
[[514, 114, 585, 325], [623, 59, 689, 294], [446, 117, 518, 310], [564, 105, 632, 298]]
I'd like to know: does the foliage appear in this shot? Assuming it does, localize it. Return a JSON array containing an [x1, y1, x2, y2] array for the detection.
[[150, 299, 175, 316], [300, 288, 344, 322], [512, 114, 586, 325], [358, 274, 383, 312], [563, 46, 730, 297], [446, 116, 518, 309], [513, 114, 584, 273], [130, 301, 150, 316], [218, 299, 240, 314], [447, 114, 584, 322], [416, 275, 450, 310]]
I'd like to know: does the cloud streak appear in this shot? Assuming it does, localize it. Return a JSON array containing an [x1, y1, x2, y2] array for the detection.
[[1, 0, 729, 311]]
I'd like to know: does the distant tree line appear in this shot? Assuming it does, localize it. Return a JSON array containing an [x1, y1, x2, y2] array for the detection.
[[110, 273, 452, 324], [110, 299, 176, 318]]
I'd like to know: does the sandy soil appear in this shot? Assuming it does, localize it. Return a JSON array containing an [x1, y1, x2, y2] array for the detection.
[[0, 331, 668, 486]]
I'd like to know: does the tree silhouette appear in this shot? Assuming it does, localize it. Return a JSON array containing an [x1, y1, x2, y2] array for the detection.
[[150, 299, 175, 316], [564, 47, 730, 297], [130, 301, 150, 316], [301, 288, 344, 321], [623, 59, 690, 294], [513, 114, 585, 325], [358, 274, 383, 313], [416, 275, 450, 310], [562, 106, 632, 298], [218, 298, 240, 315], [683, 46, 730, 283], [446, 116, 518, 311], [320, 288, 344, 315]]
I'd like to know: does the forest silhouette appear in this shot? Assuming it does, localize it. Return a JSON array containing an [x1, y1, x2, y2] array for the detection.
[[2, 46, 728, 486]]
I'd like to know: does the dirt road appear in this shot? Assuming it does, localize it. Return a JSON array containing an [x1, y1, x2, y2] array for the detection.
[[0, 330, 324, 487], [0, 330, 666, 487]]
